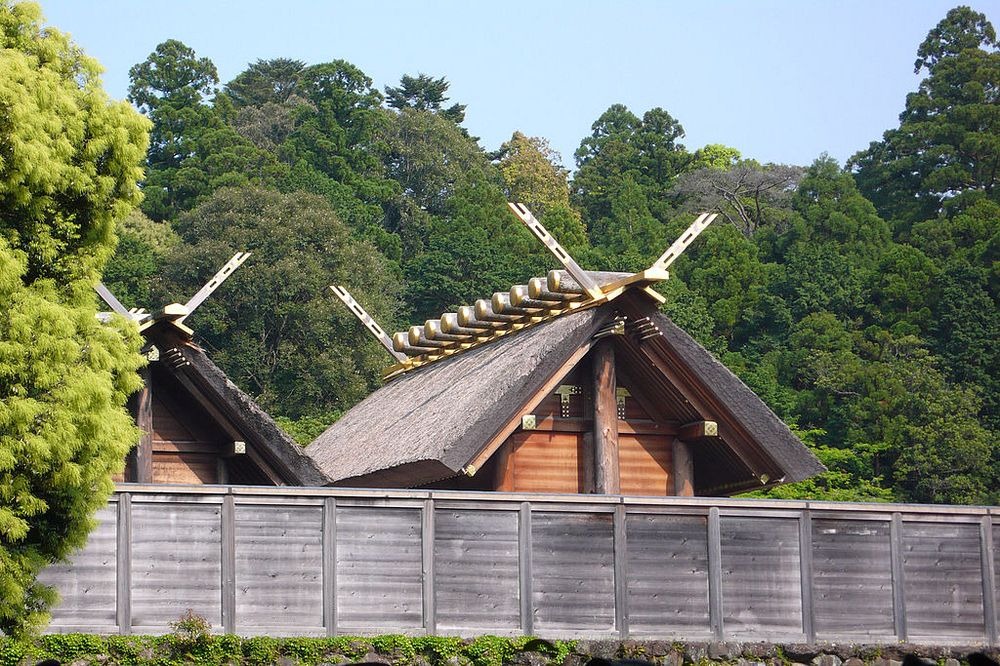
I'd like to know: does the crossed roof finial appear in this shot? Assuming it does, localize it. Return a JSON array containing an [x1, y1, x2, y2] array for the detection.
[[331, 204, 718, 378]]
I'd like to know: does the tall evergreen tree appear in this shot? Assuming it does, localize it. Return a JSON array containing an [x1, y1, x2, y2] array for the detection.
[[0, 1, 148, 635]]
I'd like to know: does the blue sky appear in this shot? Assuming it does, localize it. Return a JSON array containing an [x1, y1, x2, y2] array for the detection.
[[37, 1, 995, 170]]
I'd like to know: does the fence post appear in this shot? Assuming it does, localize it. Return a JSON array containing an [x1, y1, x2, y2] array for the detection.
[[323, 497, 337, 637], [890, 512, 907, 642], [116, 492, 132, 635], [981, 516, 997, 646], [221, 493, 236, 634], [708, 506, 724, 640], [519, 502, 534, 636], [614, 503, 629, 638], [799, 509, 815, 644], [422, 498, 436, 635]]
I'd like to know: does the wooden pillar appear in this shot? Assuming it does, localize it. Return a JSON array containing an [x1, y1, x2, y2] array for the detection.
[[126, 367, 153, 483], [592, 341, 620, 494], [672, 438, 694, 496]]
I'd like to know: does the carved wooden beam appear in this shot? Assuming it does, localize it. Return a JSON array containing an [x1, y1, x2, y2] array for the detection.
[[407, 326, 456, 348], [527, 276, 585, 302]]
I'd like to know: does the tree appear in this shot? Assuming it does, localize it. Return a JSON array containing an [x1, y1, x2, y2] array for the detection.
[[495, 131, 573, 217], [849, 7, 1000, 226], [128, 40, 226, 220], [160, 187, 402, 420], [102, 211, 180, 308], [0, 1, 148, 635], [385, 73, 466, 124], [223, 58, 304, 108], [673, 161, 804, 237], [572, 104, 690, 225]]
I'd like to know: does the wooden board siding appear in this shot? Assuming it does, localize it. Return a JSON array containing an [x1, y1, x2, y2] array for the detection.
[[503, 432, 585, 493], [37, 505, 118, 631], [335, 506, 423, 629], [812, 518, 894, 638], [235, 505, 324, 633], [619, 434, 672, 496], [152, 452, 218, 484], [720, 516, 803, 638], [434, 509, 520, 632], [626, 513, 710, 635], [531, 511, 616, 632], [903, 521, 985, 640], [130, 502, 222, 630], [150, 386, 223, 485]]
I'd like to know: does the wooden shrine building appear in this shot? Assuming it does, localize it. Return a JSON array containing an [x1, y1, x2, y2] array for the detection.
[[98, 259, 326, 487], [308, 208, 824, 496]]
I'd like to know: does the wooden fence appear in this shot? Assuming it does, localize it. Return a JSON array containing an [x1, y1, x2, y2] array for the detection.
[[40, 485, 1000, 645]]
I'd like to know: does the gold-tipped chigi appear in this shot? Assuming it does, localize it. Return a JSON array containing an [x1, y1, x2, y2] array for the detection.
[[329, 204, 717, 378], [96, 251, 252, 339]]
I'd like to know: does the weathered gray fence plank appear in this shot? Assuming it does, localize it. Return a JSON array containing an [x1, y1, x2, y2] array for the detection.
[[336, 506, 423, 629], [234, 504, 324, 634], [625, 512, 710, 636], [708, 506, 723, 639], [519, 502, 534, 636], [812, 518, 894, 639], [531, 511, 616, 633], [323, 497, 337, 637], [434, 508, 520, 633], [720, 516, 803, 639], [422, 499, 436, 635], [37, 505, 118, 632], [903, 520, 985, 641], [799, 510, 815, 644], [130, 501, 222, 631], [980, 516, 997, 646]]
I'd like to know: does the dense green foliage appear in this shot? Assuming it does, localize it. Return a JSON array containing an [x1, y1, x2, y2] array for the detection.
[[104, 7, 998, 504], [2, 633, 582, 666], [0, 1, 148, 636]]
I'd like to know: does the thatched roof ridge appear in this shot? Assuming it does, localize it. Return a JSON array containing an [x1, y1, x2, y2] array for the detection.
[[648, 312, 824, 483], [307, 306, 607, 485], [174, 342, 330, 486]]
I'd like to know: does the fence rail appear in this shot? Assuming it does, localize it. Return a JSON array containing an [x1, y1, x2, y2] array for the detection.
[[41, 485, 1000, 645]]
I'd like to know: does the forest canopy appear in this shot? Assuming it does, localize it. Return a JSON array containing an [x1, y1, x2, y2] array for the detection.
[[98, 4, 999, 505]]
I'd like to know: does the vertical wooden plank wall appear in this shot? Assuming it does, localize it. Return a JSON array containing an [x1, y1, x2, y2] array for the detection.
[[42, 488, 1000, 645]]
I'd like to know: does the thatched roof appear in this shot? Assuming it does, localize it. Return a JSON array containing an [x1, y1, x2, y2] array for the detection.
[[640, 310, 824, 487], [308, 306, 608, 486], [308, 284, 824, 490], [147, 324, 329, 486]]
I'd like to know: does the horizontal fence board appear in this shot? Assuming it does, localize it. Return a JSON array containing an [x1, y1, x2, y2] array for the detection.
[[532, 511, 616, 632], [903, 522, 985, 640], [812, 518, 894, 637], [38, 506, 118, 629], [434, 508, 520, 632], [234, 504, 323, 632], [626, 513, 710, 633], [336, 506, 423, 629], [130, 503, 222, 628], [720, 516, 803, 638]]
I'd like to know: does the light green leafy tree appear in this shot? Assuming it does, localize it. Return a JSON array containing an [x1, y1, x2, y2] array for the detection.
[[0, 1, 148, 636]]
